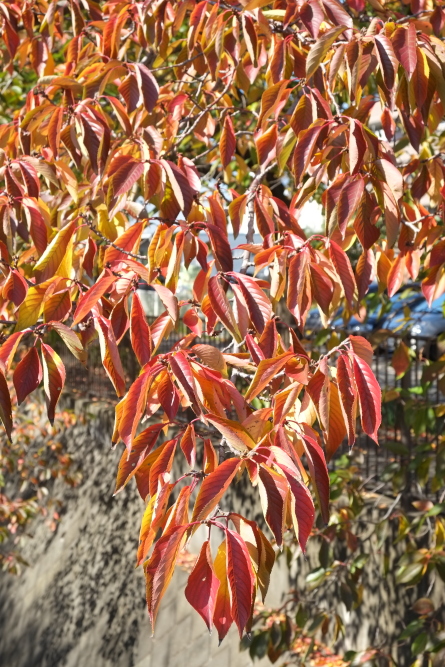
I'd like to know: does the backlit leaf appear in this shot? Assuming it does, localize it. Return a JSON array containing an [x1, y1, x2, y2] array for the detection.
[[185, 540, 220, 631]]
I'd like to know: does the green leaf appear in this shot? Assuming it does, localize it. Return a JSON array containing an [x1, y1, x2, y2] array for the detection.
[[411, 631, 428, 655]]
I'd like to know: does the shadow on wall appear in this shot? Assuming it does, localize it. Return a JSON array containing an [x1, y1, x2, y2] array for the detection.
[[0, 402, 273, 667]]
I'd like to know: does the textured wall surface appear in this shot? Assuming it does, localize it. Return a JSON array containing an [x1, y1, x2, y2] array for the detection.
[[1, 400, 443, 667], [0, 401, 275, 667]]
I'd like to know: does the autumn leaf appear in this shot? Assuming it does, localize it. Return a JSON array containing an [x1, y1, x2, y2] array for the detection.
[[352, 354, 381, 443], [185, 540, 220, 631], [145, 524, 189, 631], [191, 458, 241, 522], [245, 352, 294, 402], [226, 529, 256, 637], [213, 539, 233, 643], [130, 291, 152, 367], [13, 347, 42, 405], [41, 343, 66, 425], [220, 115, 236, 168]]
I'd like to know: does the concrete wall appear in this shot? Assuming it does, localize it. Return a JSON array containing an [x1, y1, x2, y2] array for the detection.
[[0, 401, 276, 667], [1, 400, 443, 667]]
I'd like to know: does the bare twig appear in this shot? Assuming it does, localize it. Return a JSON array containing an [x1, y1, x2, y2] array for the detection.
[[240, 162, 276, 274]]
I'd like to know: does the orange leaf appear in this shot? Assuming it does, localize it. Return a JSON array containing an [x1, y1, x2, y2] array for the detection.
[[73, 270, 117, 325], [180, 424, 196, 467], [213, 539, 233, 643], [205, 414, 255, 452], [191, 457, 241, 522], [130, 292, 152, 366], [220, 114, 236, 168], [245, 352, 294, 402], [94, 316, 126, 397]]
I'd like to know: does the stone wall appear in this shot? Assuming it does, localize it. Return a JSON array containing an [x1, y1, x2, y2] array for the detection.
[[0, 401, 277, 667], [1, 399, 443, 667]]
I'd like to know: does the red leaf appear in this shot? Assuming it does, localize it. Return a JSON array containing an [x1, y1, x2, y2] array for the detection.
[[185, 540, 220, 631], [169, 351, 201, 415], [374, 34, 398, 91], [329, 240, 356, 306], [130, 292, 152, 366], [336, 353, 357, 449], [203, 438, 218, 474], [258, 465, 288, 546], [387, 254, 405, 298], [104, 223, 143, 265], [149, 438, 177, 498], [158, 372, 180, 420], [151, 284, 179, 323], [245, 352, 295, 402], [2, 269, 28, 307], [392, 24, 417, 80], [220, 115, 236, 168], [191, 458, 241, 522], [134, 63, 159, 113], [282, 468, 314, 552], [355, 249, 375, 301], [110, 159, 144, 199], [301, 433, 330, 524], [310, 263, 334, 315], [183, 308, 202, 336], [208, 275, 241, 342], [230, 272, 272, 335], [349, 119, 367, 176], [206, 223, 233, 273], [0, 369, 12, 440], [255, 124, 278, 167], [145, 524, 189, 631], [13, 347, 42, 405], [271, 447, 315, 552], [47, 107, 64, 158], [352, 353, 381, 443], [119, 365, 159, 453], [337, 177, 365, 237], [349, 334, 374, 366], [287, 248, 311, 328], [180, 424, 196, 467], [226, 529, 256, 637], [206, 414, 255, 452], [0, 332, 25, 372], [41, 343, 66, 425], [293, 123, 324, 183]]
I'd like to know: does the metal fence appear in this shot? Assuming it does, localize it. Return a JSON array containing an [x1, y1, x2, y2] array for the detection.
[[58, 326, 445, 498]]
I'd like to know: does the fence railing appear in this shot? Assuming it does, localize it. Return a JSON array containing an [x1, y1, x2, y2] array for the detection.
[[57, 326, 445, 499]]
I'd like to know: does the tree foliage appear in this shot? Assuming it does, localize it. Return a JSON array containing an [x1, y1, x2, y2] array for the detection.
[[0, 0, 445, 646]]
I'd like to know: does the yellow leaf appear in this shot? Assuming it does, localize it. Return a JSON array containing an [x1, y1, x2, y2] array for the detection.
[[15, 278, 58, 332], [206, 414, 255, 452]]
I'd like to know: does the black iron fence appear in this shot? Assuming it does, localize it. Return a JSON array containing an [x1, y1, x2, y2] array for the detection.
[[57, 326, 445, 498]]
